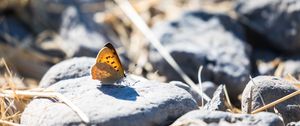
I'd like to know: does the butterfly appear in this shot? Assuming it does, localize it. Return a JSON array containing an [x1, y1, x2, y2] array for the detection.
[[91, 43, 126, 84]]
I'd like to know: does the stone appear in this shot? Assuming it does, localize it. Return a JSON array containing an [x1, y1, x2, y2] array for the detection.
[[235, 0, 300, 53], [252, 48, 300, 79], [287, 121, 300, 126], [0, 15, 32, 43], [171, 109, 284, 126], [170, 81, 218, 105], [22, 76, 198, 126], [28, 1, 118, 58], [39, 57, 94, 88], [29, 0, 105, 32], [251, 48, 279, 76], [149, 11, 251, 99], [58, 6, 112, 57], [241, 76, 300, 123], [170, 81, 203, 105], [204, 85, 227, 111], [202, 81, 218, 98]]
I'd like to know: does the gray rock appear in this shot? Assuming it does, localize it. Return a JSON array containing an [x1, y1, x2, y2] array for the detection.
[[202, 81, 218, 98], [29, 0, 104, 31], [28, 1, 118, 58], [22, 76, 198, 126], [39, 57, 94, 88], [252, 48, 279, 76], [58, 6, 112, 57], [149, 11, 251, 99], [171, 109, 284, 126], [241, 76, 300, 123], [0, 15, 32, 43], [170, 81, 218, 105], [170, 81, 203, 105], [235, 0, 300, 53], [287, 121, 300, 126], [204, 85, 227, 111], [252, 48, 300, 78]]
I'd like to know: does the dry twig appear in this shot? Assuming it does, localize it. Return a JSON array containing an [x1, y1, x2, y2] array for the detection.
[[251, 90, 300, 114], [0, 119, 24, 126]]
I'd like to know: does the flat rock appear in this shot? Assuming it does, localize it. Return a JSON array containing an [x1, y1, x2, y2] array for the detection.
[[22, 76, 198, 126], [39, 57, 94, 88], [149, 11, 251, 98], [235, 0, 300, 53], [171, 109, 284, 126], [204, 85, 227, 111], [241, 76, 300, 123]]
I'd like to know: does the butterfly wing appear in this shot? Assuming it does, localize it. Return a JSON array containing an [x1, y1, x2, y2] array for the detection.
[[91, 43, 125, 83]]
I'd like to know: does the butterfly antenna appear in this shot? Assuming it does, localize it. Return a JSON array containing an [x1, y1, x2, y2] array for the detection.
[[114, 0, 211, 102]]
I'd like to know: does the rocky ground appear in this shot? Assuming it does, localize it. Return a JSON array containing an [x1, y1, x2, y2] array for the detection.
[[1, 0, 300, 126]]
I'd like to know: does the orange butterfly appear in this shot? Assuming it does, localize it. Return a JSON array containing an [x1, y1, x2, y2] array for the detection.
[[91, 43, 126, 83]]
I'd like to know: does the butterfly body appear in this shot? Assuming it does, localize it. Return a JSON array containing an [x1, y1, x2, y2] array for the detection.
[[91, 43, 125, 84]]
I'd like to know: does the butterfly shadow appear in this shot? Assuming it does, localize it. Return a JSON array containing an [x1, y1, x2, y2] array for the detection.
[[97, 84, 139, 101]]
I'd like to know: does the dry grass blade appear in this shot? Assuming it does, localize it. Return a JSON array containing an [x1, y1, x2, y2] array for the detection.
[[198, 66, 205, 107], [251, 90, 300, 114], [284, 73, 300, 89], [246, 86, 253, 114], [0, 90, 90, 123], [274, 62, 284, 77], [1, 58, 16, 90], [222, 85, 233, 109], [114, 0, 211, 102], [0, 119, 24, 126], [197, 66, 212, 105]]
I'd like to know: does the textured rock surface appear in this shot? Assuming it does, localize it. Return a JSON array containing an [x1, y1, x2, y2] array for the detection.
[[287, 121, 300, 126], [204, 85, 227, 111], [149, 11, 251, 98], [39, 57, 94, 88], [235, 0, 300, 53], [170, 81, 203, 105], [22, 76, 198, 126], [241, 76, 300, 123], [172, 109, 284, 126], [170, 81, 218, 105]]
